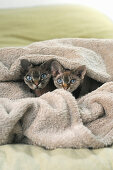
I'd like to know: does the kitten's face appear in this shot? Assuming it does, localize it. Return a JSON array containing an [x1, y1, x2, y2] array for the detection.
[[53, 70, 82, 92], [24, 66, 51, 90], [21, 59, 52, 90], [51, 61, 86, 92]]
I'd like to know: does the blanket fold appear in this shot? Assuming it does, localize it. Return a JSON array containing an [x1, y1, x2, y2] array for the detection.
[[0, 38, 113, 149]]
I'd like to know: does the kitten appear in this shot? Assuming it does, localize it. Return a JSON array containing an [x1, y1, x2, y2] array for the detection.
[[21, 59, 55, 97], [51, 60, 86, 97], [51, 61, 102, 98]]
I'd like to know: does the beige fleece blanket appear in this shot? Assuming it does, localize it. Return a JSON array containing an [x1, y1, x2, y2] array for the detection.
[[0, 38, 113, 149]]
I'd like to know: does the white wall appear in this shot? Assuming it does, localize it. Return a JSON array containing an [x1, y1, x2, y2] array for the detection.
[[0, 0, 113, 20]]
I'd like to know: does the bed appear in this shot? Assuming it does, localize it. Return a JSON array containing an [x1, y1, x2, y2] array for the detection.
[[0, 5, 113, 170]]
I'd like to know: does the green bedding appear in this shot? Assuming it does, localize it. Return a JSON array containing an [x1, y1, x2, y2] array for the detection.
[[1, 5, 113, 170], [0, 145, 113, 170], [0, 5, 113, 47]]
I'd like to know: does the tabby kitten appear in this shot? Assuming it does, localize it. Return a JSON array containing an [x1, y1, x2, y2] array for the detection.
[[51, 61, 103, 98], [51, 60, 86, 94], [21, 59, 55, 97]]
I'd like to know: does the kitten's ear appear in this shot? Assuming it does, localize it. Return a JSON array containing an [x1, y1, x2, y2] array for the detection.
[[40, 59, 54, 72], [20, 59, 33, 71], [51, 61, 64, 77], [74, 65, 86, 79]]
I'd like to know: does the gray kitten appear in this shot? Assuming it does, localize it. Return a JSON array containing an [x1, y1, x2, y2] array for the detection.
[[51, 60, 86, 93], [21, 59, 55, 97], [51, 61, 102, 98]]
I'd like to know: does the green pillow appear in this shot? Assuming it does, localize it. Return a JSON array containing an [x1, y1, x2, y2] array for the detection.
[[0, 5, 113, 47]]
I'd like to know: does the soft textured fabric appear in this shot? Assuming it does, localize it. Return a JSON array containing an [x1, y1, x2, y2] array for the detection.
[[1, 38, 113, 149], [0, 144, 113, 170], [1, 5, 113, 48]]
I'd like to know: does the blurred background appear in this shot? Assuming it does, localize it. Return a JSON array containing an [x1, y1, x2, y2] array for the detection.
[[0, 0, 113, 20], [0, 0, 113, 47]]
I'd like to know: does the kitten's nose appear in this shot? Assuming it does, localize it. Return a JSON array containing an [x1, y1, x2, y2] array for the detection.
[[62, 83, 68, 90], [34, 81, 39, 86]]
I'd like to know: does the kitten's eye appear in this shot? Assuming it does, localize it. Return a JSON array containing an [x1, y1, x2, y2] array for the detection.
[[57, 78, 63, 84], [26, 75, 32, 81], [41, 73, 47, 79], [70, 79, 76, 84]]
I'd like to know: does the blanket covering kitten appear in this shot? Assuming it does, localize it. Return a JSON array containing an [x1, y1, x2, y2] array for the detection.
[[51, 60, 102, 98], [21, 59, 55, 97]]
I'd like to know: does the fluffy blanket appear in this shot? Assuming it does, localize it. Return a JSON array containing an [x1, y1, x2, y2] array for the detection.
[[0, 38, 113, 149]]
